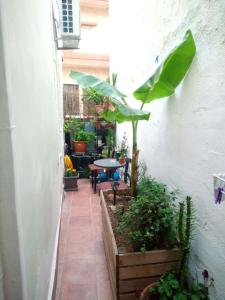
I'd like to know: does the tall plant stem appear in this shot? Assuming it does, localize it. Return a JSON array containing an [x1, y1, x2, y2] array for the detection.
[[131, 120, 139, 197], [131, 103, 144, 197]]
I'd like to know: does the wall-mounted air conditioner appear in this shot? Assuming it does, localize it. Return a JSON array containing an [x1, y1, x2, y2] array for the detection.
[[53, 0, 80, 49]]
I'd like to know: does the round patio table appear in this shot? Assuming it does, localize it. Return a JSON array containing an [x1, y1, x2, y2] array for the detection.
[[94, 158, 125, 169], [93, 158, 125, 192]]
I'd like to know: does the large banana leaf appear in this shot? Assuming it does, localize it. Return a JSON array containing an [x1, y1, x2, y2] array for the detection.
[[70, 71, 126, 99], [70, 71, 150, 123], [101, 98, 150, 123], [133, 30, 196, 103]]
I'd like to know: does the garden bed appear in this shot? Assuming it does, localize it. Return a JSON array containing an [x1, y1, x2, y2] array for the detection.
[[100, 190, 181, 300]]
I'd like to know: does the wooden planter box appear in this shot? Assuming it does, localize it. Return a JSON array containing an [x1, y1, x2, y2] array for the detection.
[[100, 190, 181, 300]]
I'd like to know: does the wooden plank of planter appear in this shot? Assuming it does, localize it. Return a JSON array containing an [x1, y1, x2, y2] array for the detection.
[[101, 191, 118, 264], [100, 190, 181, 300], [119, 261, 180, 280], [119, 292, 137, 300], [119, 277, 160, 294], [102, 224, 117, 285], [103, 229, 117, 300], [101, 190, 119, 300], [119, 248, 181, 267]]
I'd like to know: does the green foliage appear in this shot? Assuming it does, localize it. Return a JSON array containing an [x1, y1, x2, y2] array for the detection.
[[150, 271, 209, 300], [101, 97, 151, 123], [70, 71, 126, 99], [64, 118, 74, 133], [178, 196, 195, 285], [106, 128, 116, 157], [117, 177, 177, 251], [65, 168, 78, 177], [65, 118, 95, 143], [70, 30, 196, 123], [133, 30, 196, 103], [83, 87, 105, 105], [73, 129, 95, 143], [70, 30, 196, 196], [149, 197, 208, 300]]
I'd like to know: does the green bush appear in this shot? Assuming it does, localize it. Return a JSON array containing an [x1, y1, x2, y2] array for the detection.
[[64, 118, 95, 143], [117, 177, 177, 252], [83, 87, 105, 105], [150, 270, 209, 299]]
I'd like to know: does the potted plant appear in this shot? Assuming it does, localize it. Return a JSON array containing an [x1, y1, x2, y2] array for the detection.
[[140, 196, 209, 300], [72, 129, 95, 153], [69, 118, 95, 153], [82, 87, 105, 114], [64, 155, 79, 191]]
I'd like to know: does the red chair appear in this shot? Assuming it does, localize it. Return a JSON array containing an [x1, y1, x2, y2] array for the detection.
[[88, 164, 105, 193]]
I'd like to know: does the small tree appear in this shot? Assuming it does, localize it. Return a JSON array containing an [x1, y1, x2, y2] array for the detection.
[[70, 30, 196, 197]]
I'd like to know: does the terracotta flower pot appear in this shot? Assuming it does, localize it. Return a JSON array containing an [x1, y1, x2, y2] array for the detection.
[[140, 282, 159, 300], [73, 141, 87, 154], [119, 158, 125, 164]]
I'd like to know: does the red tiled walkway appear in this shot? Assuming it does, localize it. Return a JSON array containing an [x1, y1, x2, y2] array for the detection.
[[55, 179, 113, 300]]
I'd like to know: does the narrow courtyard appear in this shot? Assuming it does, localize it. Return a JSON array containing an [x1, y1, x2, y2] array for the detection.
[[55, 179, 113, 300]]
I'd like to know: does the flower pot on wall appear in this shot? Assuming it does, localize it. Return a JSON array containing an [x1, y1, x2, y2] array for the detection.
[[119, 158, 125, 164], [95, 104, 104, 114], [73, 141, 87, 154], [64, 173, 79, 191]]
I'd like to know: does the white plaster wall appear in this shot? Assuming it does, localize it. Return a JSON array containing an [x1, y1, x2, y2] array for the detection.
[[110, 1, 225, 299], [0, 0, 63, 299]]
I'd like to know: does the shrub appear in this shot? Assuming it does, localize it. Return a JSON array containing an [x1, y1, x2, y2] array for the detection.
[[117, 177, 177, 252], [150, 270, 209, 299]]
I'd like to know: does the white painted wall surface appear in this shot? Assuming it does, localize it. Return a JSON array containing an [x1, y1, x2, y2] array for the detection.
[[110, 1, 225, 299], [0, 0, 63, 299]]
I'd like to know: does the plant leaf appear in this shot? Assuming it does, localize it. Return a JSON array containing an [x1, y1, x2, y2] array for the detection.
[[133, 29, 196, 103], [101, 98, 150, 123], [70, 71, 126, 99]]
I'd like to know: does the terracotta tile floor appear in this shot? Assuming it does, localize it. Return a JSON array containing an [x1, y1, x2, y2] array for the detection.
[[55, 179, 113, 300]]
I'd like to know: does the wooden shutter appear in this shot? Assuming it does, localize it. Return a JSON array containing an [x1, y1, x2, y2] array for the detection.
[[63, 84, 80, 116]]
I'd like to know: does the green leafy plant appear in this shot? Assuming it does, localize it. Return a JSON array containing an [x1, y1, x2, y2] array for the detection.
[[68, 118, 95, 143], [65, 168, 78, 177], [178, 196, 195, 286], [117, 176, 177, 252], [83, 87, 105, 105], [70, 30, 196, 197], [150, 270, 209, 300], [64, 118, 74, 133], [105, 128, 116, 157], [147, 197, 208, 299]]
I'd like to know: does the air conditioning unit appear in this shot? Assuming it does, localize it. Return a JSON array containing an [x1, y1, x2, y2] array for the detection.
[[53, 0, 81, 49]]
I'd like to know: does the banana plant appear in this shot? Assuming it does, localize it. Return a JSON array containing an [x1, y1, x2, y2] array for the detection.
[[70, 30, 196, 197]]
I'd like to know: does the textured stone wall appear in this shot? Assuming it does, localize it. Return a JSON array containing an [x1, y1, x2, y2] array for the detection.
[[110, 1, 225, 299]]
